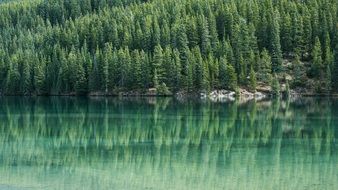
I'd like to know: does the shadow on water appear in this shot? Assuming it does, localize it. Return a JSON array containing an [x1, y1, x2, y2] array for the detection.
[[0, 97, 337, 190]]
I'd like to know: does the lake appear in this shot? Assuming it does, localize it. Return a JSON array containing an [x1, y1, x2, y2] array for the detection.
[[0, 97, 337, 190]]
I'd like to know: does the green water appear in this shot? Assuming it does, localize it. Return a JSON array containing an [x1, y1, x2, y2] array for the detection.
[[0, 97, 337, 190]]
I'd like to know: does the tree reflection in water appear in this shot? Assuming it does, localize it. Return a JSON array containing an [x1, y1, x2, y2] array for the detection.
[[0, 97, 337, 190]]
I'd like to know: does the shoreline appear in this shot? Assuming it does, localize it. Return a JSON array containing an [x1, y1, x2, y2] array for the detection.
[[1, 92, 337, 98]]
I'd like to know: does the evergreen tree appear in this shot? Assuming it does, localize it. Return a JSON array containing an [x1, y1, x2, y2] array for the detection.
[[131, 50, 142, 89], [75, 59, 87, 95], [199, 15, 211, 57], [0, 0, 336, 95], [332, 41, 338, 91], [19, 56, 31, 95], [225, 64, 237, 90], [257, 49, 272, 84], [281, 13, 292, 53], [285, 80, 290, 98], [325, 64, 331, 94], [324, 33, 333, 66], [33, 57, 46, 94], [219, 56, 228, 89], [292, 55, 305, 87], [310, 37, 323, 78], [270, 10, 282, 72], [249, 65, 256, 92], [271, 75, 280, 97], [153, 45, 164, 86]]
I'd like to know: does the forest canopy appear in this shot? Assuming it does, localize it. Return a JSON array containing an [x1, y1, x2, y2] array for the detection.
[[0, 0, 337, 95]]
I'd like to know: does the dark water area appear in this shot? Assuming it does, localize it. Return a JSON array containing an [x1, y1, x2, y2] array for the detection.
[[0, 97, 337, 189]]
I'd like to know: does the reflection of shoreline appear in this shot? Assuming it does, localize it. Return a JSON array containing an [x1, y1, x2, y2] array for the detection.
[[0, 97, 337, 189], [0, 97, 336, 151], [0, 137, 336, 190]]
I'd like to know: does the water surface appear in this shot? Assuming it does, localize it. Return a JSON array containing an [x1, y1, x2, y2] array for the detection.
[[0, 97, 337, 190]]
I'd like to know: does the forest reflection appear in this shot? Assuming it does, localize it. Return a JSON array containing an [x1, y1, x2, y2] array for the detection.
[[0, 97, 337, 190]]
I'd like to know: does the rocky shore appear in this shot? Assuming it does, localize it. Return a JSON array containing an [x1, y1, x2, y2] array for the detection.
[[198, 89, 267, 102]]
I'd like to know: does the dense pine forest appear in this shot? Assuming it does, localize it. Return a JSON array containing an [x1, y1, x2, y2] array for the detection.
[[0, 0, 337, 96]]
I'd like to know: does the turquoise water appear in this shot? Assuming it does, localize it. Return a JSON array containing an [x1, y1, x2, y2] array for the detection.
[[0, 97, 337, 190]]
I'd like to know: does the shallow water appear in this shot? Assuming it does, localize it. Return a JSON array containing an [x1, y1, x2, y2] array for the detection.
[[0, 97, 337, 190]]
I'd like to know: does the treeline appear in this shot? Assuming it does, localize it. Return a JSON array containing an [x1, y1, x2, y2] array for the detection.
[[0, 0, 337, 95]]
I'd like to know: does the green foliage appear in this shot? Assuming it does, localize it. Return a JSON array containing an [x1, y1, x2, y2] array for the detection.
[[0, 0, 336, 95], [271, 75, 280, 97], [310, 37, 323, 78], [270, 10, 283, 72], [249, 66, 257, 92], [156, 82, 171, 96], [285, 80, 290, 98], [325, 65, 331, 94], [292, 55, 306, 87], [332, 41, 338, 92], [225, 64, 237, 90], [257, 49, 272, 84]]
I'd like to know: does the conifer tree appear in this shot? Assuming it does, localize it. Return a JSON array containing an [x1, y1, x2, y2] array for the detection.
[[257, 49, 272, 84], [311, 37, 323, 78], [325, 64, 331, 94], [281, 13, 292, 53], [225, 64, 237, 90], [293, 55, 305, 87], [33, 57, 46, 95], [153, 45, 164, 86], [249, 65, 257, 92], [271, 75, 280, 96], [332, 40, 338, 91], [75, 60, 87, 95], [270, 10, 282, 72]]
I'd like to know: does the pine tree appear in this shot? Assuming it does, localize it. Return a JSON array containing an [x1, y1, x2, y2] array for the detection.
[[257, 49, 272, 84], [160, 20, 171, 48], [208, 12, 219, 51], [332, 41, 338, 91], [325, 64, 331, 94], [302, 8, 312, 56], [249, 65, 256, 92], [270, 10, 282, 72], [153, 68, 159, 88], [131, 50, 142, 89], [75, 59, 87, 95], [8, 58, 20, 94], [219, 56, 227, 89], [208, 54, 217, 89], [153, 45, 164, 86], [225, 64, 237, 90], [101, 44, 110, 93], [140, 50, 152, 89], [19, 55, 31, 95], [285, 80, 290, 98], [238, 55, 246, 85], [152, 17, 161, 48], [199, 15, 211, 57], [193, 47, 203, 90], [324, 33, 333, 66], [186, 16, 199, 48], [172, 49, 182, 90], [292, 14, 305, 57], [281, 13, 292, 53], [271, 75, 280, 97], [293, 55, 305, 87], [310, 37, 323, 78], [33, 57, 46, 95], [186, 49, 195, 91]]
